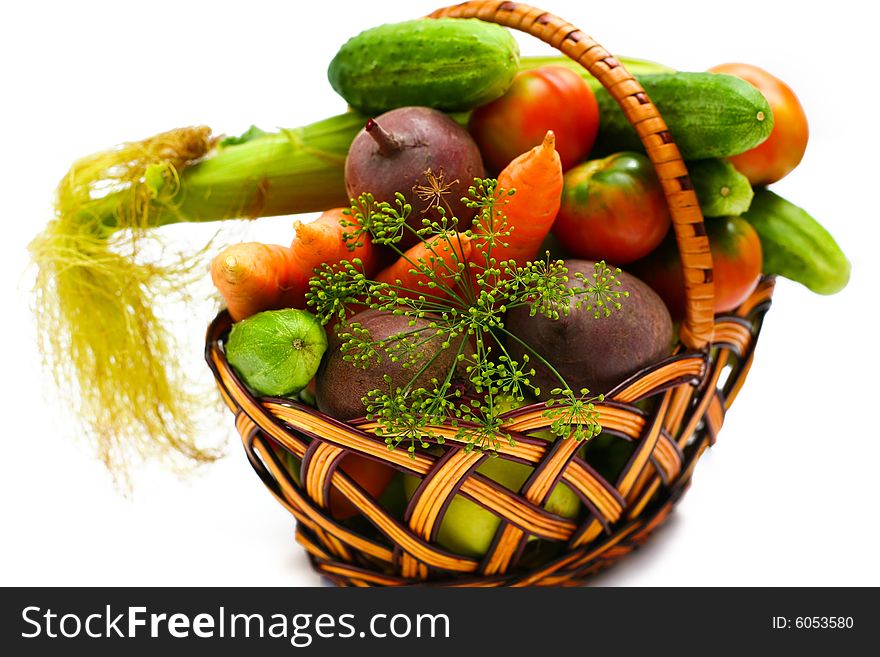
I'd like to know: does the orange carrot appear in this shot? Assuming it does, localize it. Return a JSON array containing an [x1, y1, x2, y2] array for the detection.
[[213, 209, 382, 321], [471, 130, 563, 271], [375, 234, 472, 300], [210, 242, 308, 321], [292, 208, 379, 276]]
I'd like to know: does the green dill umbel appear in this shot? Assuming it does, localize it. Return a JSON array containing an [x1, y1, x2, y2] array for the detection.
[[307, 175, 628, 456]]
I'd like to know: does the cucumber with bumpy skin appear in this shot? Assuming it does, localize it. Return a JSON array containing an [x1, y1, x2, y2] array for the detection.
[[519, 54, 673, 84], [328, 18, 519, 114], [594, 72, 774, 160], [688, 158, 754, 217], [742, 189, 850, 295]]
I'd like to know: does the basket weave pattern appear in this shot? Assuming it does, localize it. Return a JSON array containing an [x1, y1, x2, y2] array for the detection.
[[206, 1, 774, 586]]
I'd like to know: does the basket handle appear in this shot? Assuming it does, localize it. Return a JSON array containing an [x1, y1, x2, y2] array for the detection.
[[429, 1, 715, 350]]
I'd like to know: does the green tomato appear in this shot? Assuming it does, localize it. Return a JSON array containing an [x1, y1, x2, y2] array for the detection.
[[225, 309, 327, 397]]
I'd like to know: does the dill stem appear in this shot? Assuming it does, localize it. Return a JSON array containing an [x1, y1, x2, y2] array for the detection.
[[494, 325, 573, 395]]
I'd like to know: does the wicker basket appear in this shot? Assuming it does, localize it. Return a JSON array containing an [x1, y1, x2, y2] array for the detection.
[[206, 0, 775, 586]]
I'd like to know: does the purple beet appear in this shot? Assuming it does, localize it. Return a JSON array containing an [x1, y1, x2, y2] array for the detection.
[[505, 260, 674, 399], [344, 107, 484, 247], [316, 310, 466, 422]]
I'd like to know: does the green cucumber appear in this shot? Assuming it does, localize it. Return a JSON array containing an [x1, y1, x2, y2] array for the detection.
[[328, 18, 519, 114], [688, 159, 754, 217], [519, 55, 673, 84], [742, 189, 850, 295], [594, 72, 774, 160]]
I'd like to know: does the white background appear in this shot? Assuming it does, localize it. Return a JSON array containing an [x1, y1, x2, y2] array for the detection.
[[1, 0, 878, 587]]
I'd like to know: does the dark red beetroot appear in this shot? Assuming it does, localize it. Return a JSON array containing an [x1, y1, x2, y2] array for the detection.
[[505, 260, 673, 399], [317, 310, 458, 422], [344, 107, 484, 247]]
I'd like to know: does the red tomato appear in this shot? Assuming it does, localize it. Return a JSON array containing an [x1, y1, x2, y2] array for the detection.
[[709, 63, 809, 186], [632, 216, 763, 319], [553, 152, 671, 265], [469, 66, 599, 172], [328, 453, 396, 520]]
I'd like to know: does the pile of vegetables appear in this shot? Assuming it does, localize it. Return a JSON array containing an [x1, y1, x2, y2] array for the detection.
[[30, 12, 849, 541]]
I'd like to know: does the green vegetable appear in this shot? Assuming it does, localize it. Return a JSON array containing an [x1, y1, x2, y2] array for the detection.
[[580, 432, 635, 483], [157, 115, 363, 224], [519, 54, 673, 84], [270, 442, 303, 487], [225, 309, 328, 397], [593, 72, 774, 160], [218, 124, 268, 147], [688, 159, 754, 217], [742, 189, 850, 295], [377, 473, 408, 521], [328, 18, 519, 114], [298, 385, 317, 408]]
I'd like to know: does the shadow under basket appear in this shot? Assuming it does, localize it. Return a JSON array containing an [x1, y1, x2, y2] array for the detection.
[[205, 0, 776, 586]]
